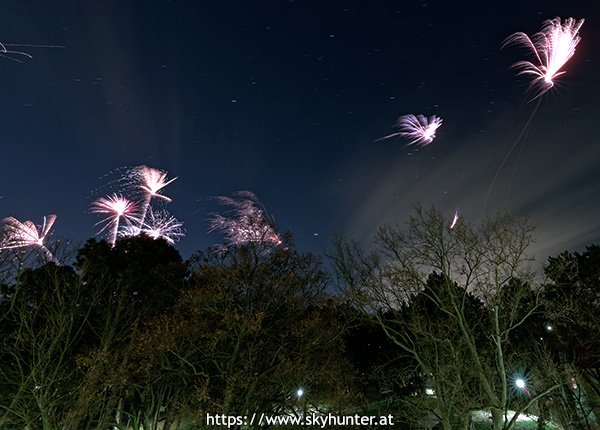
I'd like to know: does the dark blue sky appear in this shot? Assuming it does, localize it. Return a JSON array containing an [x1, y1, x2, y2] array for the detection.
[[1, 0, 599, 261]]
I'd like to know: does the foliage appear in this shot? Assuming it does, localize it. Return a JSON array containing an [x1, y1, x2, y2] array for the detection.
[[539, 246, 600, 429], [0, 214, 599, 429]]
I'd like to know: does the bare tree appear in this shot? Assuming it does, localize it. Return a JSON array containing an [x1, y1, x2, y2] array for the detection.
[[334, 205, 561, 430]]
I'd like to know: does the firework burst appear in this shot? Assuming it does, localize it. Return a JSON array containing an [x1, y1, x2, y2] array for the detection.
[[503, 17, 584, 97], [0, 215, 57, 262], [130, 165, 177, 202], [128, 165, 177, 224], [209, 191, 282, 250], [376, 114, 442, 147], [91, 194, 139, 247], [121, 209, 184, 244]]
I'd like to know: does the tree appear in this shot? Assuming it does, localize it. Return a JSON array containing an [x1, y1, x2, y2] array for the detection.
[[341, 305, 424, 422], [541, 246, 600, 429], [128, 242, 354, 427], [68, 235, 187, 429], [0, 263, 96, 429], [334, 205, 559, 430]]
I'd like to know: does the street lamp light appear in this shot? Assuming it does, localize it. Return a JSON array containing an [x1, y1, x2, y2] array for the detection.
[[514, 376, 531, 396]]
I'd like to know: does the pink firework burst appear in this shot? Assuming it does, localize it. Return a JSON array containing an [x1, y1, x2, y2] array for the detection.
[[0, 214, 57, 262], [376, 114, 442, 147], [91, 194, 139, 247], [209, 191, 282, 250], [503, 17, 584, 97], [128, 165, 177, 224], [121, 209, 184, 245], [130, 165, 177, 203]]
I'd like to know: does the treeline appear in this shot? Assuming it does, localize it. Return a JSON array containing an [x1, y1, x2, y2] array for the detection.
[[0, 207, 599, 430]]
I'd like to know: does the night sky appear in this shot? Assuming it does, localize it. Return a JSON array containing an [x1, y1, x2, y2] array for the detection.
[[1, 0, 600, 262]]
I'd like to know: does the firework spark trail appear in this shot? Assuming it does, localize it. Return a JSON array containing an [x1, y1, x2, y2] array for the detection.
[[1, 42, 65, 62], [120, 209, 184, 244], [450, 210, 460, 229], [375, 114, 443, 147], [503, 102, 539, 206], [481, 98, 542, 218], [503, 17, 584, 98], [0, 215, 57, 262], [209, 191, 282, 250], [91, 194, 139, 247], [128, 165, 177, 226], [481, 17, 584, 217], [0, 42, 33, 62]]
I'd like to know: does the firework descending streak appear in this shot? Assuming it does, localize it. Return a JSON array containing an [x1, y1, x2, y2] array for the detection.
[[503, 17, 584, 97], [0, 215, 58, 262], [209, 191, 282, 251], [376, 114, 443, 147], [91, 165, 183, 247]]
